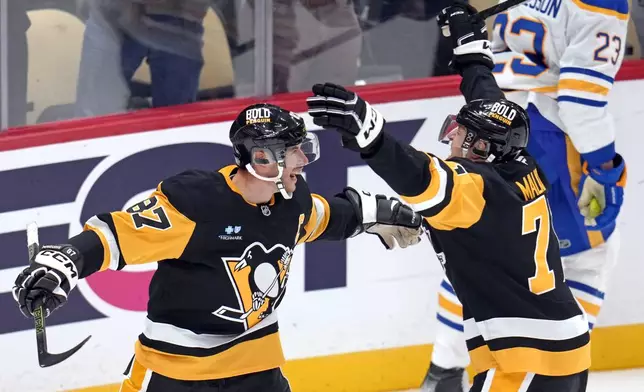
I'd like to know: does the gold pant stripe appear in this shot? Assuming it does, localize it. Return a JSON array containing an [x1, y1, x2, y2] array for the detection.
[[565, 136, 582, 198], [587, 230, 605, 248], [470, 341, 590, 376], [438, 293, 463, 317], [134, 331, 286, 381], [120, 358, 149, 392], [564, 137, 606, 249], [577, 297, 601, 317], [485, 369, 529, 392]]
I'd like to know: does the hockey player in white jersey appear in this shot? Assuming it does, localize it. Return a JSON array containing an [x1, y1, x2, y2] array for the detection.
[[422, 1, 629, 391]]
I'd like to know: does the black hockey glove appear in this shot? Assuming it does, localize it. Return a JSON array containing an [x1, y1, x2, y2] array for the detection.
[[12, 245, 82, 318], [436, 2, 494, 73], [307, 82, 385, 154], [342, 187, 423, 250]]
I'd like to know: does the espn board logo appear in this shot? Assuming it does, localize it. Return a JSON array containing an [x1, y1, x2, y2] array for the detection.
[[0, 117, 424, 335]]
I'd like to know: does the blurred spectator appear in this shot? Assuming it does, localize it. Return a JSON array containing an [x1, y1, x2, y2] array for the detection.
[[233, 0, 361, 95], [424, 0, 464, 76], [287, 0, 362, 92], [75, 0, 208, 118], [633, 0, 644, 57], [357, 0, 456, 83], [0, 1, 30, 128]]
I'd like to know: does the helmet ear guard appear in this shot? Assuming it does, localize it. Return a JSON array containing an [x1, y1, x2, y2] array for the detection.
[[461, 130, 495, 162]]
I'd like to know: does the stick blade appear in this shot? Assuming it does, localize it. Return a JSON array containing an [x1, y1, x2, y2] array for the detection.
[[38, 335, 92, 368]]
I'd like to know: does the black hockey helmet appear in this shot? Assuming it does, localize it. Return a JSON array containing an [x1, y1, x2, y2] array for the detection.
[[230, 103, 313, 166], [229, 103, 320, 199], [438, 98, 530, 162]]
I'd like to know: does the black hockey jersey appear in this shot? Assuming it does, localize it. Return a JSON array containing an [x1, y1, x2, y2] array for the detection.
[[78, 165, 359, 381], [363, 133, 590, 376]]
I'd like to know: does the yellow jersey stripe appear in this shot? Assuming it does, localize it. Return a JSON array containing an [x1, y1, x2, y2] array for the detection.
[[134, 332, 286, 381], [531, 86, 558, 93], [439, 293, 464, 318], [111, 190, 196, 265], [558, 79, 610, 96], [401, 154, 445, 206], [572, 0, 629, 20], [426, 162, 485, 231], [577, 297, 602, 317], [469, 341, 590, 376], [87, 225, 112, 272], [299, 198, 319, 245], [304, 194, 331, 243]]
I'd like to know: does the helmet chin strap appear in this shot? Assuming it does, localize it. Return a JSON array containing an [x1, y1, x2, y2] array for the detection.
[[245, 161, 293, 200]]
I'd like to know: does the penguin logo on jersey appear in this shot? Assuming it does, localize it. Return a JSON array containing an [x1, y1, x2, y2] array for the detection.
[[214, 242, 293, 329]]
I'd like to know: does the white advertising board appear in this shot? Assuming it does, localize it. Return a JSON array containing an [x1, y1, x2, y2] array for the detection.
[[0, 80, 642, 391]]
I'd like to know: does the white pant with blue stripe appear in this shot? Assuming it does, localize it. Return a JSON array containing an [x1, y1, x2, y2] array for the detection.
[[431, 229, 620, 370]]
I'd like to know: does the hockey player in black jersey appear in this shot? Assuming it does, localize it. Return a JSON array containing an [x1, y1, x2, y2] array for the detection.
[[307, 4, 590, 392], [11, 104, 423, 391]]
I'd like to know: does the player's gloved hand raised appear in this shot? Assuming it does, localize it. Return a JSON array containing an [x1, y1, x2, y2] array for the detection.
[[12, 245, 81, 318], [307, 82, 385, 154], [578, 154, 627, 230], [437, 2, 493, 72], [342, 187, 423, 250]]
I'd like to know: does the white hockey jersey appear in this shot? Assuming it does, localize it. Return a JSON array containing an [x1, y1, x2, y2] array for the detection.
[[491, 0, 629, 167]]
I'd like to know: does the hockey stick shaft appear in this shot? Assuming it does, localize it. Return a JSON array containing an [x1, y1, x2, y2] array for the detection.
[[477, 0, 528, 20], [26, 223, 48, 360]]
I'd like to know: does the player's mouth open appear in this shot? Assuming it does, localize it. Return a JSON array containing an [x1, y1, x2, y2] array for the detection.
[[290, 168, 303, 179]]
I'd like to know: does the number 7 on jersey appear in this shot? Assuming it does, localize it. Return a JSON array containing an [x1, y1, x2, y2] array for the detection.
[[522, 195, 556, 295]]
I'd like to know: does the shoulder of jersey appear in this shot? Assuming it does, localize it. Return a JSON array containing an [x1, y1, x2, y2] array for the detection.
[[449, 157, 496, 176], [450, 156, 530, 183], [494, 154, 542, 182], [159, 169, 234, 221], [568, 0, 629, 18]]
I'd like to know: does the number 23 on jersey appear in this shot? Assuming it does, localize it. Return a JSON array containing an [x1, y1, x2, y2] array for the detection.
[[492, 13, 624, 76]]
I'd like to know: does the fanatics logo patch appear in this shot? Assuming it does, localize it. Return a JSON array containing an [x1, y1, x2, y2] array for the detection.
[[220, 226, 243, 240]]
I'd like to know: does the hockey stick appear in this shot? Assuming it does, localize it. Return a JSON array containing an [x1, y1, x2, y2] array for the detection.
[[215, 252, 290, 321], [237, 220, 304, 319], [215, 222, 303, 321], [477, 0, 529, 20], [26, 222, 92, 368]]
